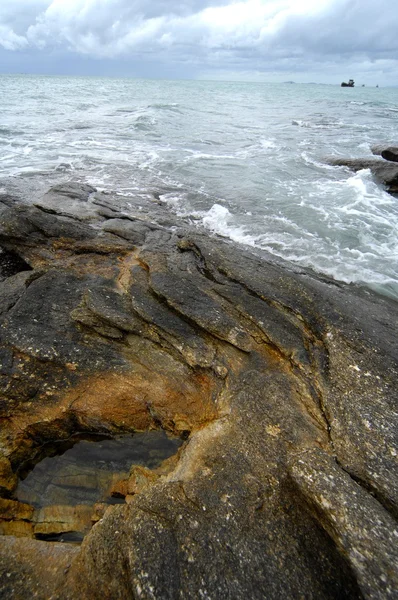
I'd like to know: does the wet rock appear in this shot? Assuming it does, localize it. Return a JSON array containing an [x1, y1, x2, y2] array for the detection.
[[16, 432, 181, 513], [381, 148, 398, 163], [34, 182, 99, 222], [128, 272, 216, 368], [1, 270, 129, 374], [46, 183, 96, 202], [0, 182, 397, 599], [102, 217, 155, 246], [371, 144, 398, 162], [0, 270, 34, 314], [0, 202, 96, 245], [149, 271, 253, 351], [327, 157, 398, 194]]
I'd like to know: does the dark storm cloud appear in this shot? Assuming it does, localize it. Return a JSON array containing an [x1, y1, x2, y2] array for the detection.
[[0, 1, 397, 83]]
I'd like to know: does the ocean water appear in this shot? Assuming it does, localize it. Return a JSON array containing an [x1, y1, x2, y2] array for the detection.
[[0, 75, 397, 299]]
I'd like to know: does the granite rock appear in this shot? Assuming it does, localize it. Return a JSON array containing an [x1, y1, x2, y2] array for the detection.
[[0, 183, 397, 599]]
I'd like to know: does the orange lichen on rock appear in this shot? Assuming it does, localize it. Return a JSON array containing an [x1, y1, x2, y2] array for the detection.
[[66, 369, 218, 434]]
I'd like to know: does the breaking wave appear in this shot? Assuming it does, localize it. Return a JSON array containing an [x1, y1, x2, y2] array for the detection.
[[0, 75, 397, 298]]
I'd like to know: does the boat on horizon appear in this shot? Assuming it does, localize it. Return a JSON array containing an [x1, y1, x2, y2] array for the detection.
[[341, 79, 355, 87]]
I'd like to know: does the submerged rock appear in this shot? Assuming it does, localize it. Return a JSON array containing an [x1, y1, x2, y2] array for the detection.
[[0, 182, 397, 599]]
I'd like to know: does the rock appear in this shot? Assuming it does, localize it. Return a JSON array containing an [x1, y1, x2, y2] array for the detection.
[[33, 505, 94, 538], [327, 157, 398, 194], [110, 466, 158, 498], [0, 248, 32, 280], [0, 520, 34, 537], [289, 448, 398, 599], [0, 537, 79, 599], [0, 181, 397, 599], [102, 217, 156, 246], [0, 498, 34, 521], [110, 479, 129, 498], [91, 503, 109, 524], [0, 497, 35, 540], [128, 465, 158, 495], [34, 182, 99, 222], [371, 144, 398, 162], [0, 271, 34, 320], [0, 458, 17, 496], [380, 147, 398, 163], [46, 183, 96, 202]]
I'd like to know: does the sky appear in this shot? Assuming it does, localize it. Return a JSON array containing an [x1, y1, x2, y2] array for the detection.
[[0, 0, 397, 85]]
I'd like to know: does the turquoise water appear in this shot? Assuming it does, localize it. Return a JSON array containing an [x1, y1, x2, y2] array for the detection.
[[0, 75, 397, 297]]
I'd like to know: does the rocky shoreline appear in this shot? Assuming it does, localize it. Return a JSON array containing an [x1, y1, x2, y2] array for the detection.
[[0, 178, 397, 599], [327, 143, 398, 195]]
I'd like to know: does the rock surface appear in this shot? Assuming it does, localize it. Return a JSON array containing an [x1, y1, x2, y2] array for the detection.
[[371, 144, 398, 163], [327, 156, 398, 194], [0, 182, 397, 599]]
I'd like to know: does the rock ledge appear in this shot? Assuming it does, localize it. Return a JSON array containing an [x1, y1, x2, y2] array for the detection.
[[0, 183, 397, 599]]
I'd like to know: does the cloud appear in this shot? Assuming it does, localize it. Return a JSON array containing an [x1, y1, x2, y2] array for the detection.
[[0, 0, 397, 82], [0, 26, 29, 51], [22, 0, 336, 57]]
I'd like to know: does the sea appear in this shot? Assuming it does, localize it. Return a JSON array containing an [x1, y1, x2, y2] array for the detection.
[[0, 75, 397, 299]]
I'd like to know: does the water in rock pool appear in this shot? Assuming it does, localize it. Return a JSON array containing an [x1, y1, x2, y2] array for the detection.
[[15, 431, 182, 542], [1, 75, 398, 299]]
